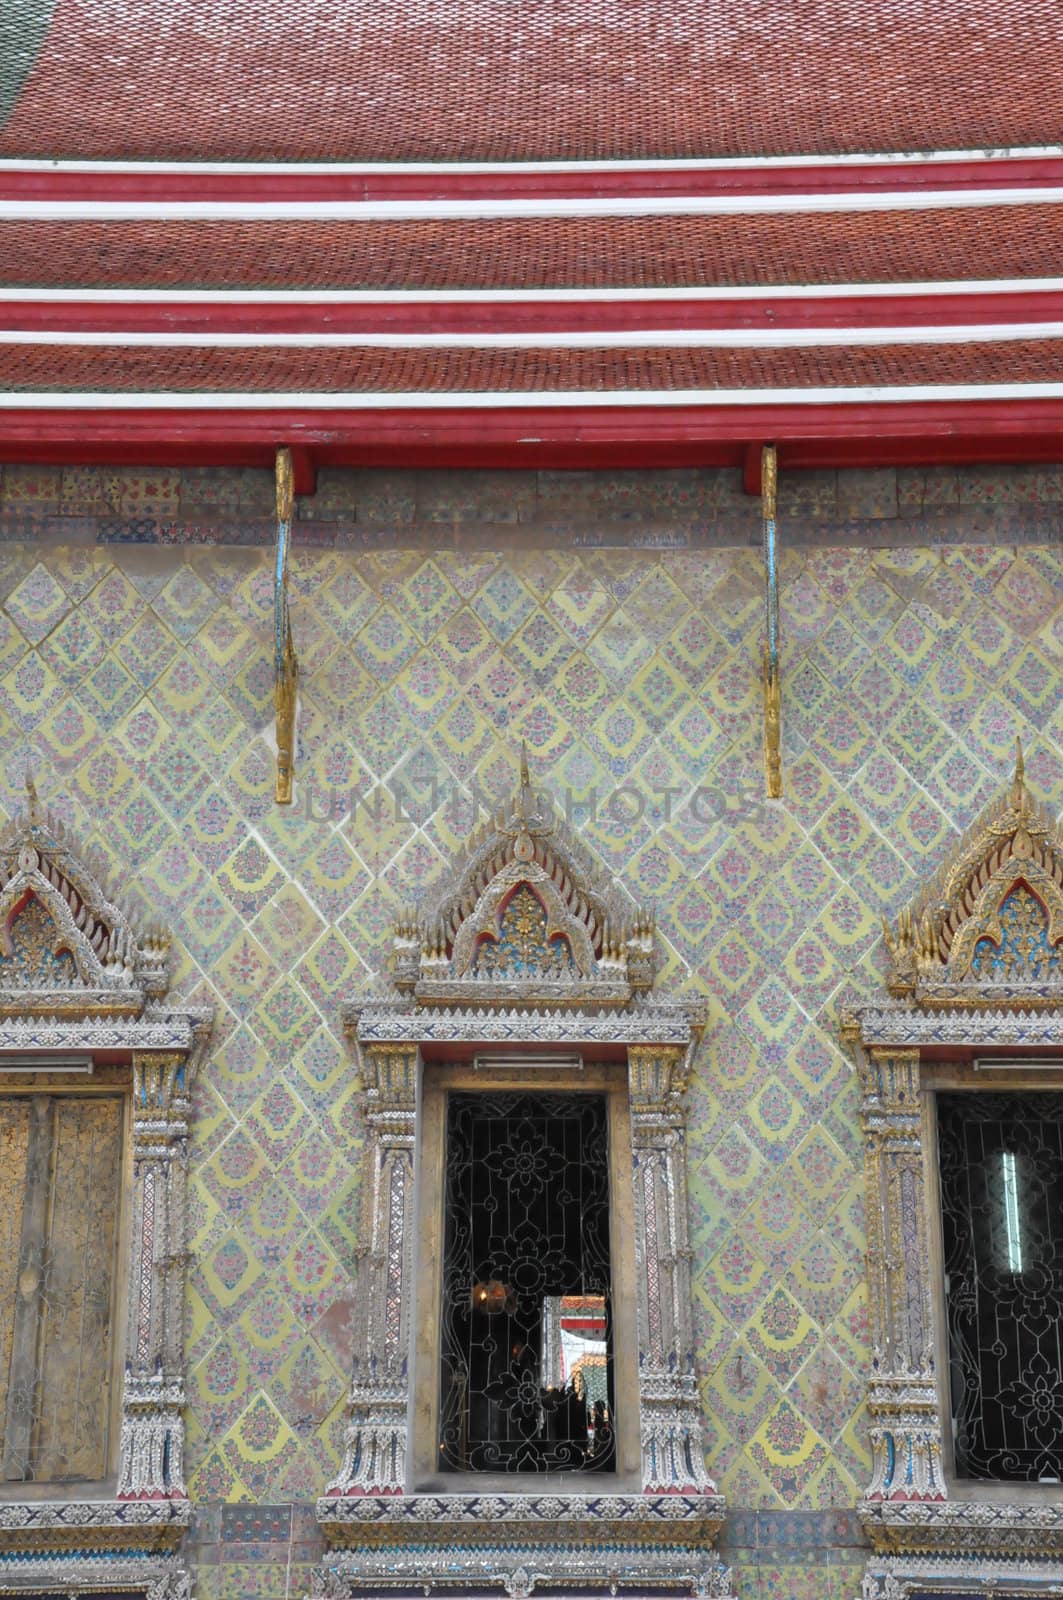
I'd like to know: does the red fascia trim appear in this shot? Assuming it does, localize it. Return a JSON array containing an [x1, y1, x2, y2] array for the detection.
[[9, 290, 1063, 336], [4, 157, 1063, 204], [3, 435, 1063, 474], [1, 402, 1063, 476]]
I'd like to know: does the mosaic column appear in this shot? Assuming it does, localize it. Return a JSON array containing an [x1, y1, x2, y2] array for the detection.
[[859, 1046, 945, 1501], [628, 1044, 716, 1494], [119, 1052, 191, 1497], [329, 1043, 418, 1495]]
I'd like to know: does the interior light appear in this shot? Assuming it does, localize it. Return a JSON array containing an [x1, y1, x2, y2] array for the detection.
[[1002, 1150, 1024, 1274], [472, 1052, 583, 1071], [973, 1056, 1063, 1071], [0, 1053, 94, 1073]]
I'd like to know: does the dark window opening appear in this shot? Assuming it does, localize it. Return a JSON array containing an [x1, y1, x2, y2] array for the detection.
[[439, 1089, 615, 1473], [939, 1091, 1063, 1483]]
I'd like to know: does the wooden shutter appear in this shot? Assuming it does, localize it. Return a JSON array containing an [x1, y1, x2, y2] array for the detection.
[[0, 1093, 123, 1483]]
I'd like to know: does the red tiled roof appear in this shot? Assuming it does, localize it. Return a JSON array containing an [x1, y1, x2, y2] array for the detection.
[[7, 340, 1063, 393], [2, 209, 1063, 291], [1, 0, 1061, 163]]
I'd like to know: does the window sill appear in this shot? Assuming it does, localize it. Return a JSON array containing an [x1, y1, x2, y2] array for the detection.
[[861, 1495, 1063, 1559], [318, 1487, 728, 1554], [316, 1489, 730, 1595], [0, 1495, 191, 1550]]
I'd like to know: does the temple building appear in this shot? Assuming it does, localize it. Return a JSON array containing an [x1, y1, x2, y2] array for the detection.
[[0, 4, 1062, 1600]]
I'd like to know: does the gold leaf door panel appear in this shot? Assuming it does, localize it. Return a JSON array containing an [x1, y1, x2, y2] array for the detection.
[[0, 1093, 123, 1484]]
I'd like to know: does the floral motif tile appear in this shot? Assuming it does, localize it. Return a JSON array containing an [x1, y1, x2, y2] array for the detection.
[[0, 532, 1059, 1530]]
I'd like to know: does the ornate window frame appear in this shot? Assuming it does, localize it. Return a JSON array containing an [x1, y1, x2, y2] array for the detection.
[[315, 760, 733, 1600], [845, 751, 1063, 1599], [0, 783, 210, 1600]]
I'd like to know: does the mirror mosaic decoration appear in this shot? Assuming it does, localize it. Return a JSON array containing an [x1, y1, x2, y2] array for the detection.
[[0, 777, 211, 1600], [844, 748, 1063, 1600], [313, 754, 734, 1600]]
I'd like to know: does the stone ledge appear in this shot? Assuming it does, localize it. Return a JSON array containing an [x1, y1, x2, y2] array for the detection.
[[0, 1496, 192, 1553], [861, 1497, 1063, 1557], [312, 1496, 733, 1600]]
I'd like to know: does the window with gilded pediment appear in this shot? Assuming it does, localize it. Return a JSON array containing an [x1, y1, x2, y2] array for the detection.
[[848, 749, 1063, 1600]]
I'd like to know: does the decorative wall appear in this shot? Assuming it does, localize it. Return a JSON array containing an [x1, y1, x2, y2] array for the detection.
[[0, 473, 1060, 1600]]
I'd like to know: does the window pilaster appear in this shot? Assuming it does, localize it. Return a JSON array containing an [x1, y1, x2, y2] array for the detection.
[[628, 1043, 714, 1495], [119, 1051, 193, 1500], [329, 1042, 418, 1497], [858, 1046, 944, 1502]]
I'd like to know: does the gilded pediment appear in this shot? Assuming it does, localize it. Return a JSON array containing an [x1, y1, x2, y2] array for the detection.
[[390, 750, 654, 1008], [0, 775, 170, 1015], [883, 744, 1063, 1008]]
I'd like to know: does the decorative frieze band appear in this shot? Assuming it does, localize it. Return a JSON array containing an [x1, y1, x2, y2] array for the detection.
[[349, 1000, 697, 1046]]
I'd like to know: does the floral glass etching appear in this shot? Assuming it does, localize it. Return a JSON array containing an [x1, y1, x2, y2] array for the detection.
[[439, 1090, 614, 1473], [939, 1091, 1063, 1482]]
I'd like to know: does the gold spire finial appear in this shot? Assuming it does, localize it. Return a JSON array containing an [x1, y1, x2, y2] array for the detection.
[[1011, 736, 1029, 811], [516, 741, 536, 827], [501, 743, 553, 852], [24, 766, 39, 824]]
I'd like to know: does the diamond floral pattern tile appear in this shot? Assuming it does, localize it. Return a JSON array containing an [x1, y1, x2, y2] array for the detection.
[[0, 531, 1060, 1532], [4, 561, 72, 644]]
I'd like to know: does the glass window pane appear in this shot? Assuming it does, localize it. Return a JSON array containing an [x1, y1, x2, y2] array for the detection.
[[939, 1091, 1063, 1483], [439, 1090, 615, 1473]]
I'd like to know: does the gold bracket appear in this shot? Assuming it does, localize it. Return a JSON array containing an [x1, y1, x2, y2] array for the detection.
[[274, 447, 298, 805], [761, 443, 782, 799]]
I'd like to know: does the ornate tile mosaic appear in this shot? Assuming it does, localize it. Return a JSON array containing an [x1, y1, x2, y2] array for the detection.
[[0, 527, 1060, 1596]]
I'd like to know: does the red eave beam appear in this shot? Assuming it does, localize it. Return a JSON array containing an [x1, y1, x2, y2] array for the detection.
[[0, 399, 1063, 475]]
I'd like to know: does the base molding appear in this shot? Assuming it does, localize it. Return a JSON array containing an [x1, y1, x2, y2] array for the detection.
[[314, 1492, 735, 1598], [0, 1498, 192, 1596], [861, 1499, 1063, 1597]]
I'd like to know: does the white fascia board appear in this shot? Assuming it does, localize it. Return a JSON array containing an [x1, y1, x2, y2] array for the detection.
[[2, 281, 1063, 304], [5, 323, 1063, 349], [1, 146, 1062, 175], [5, 383, 1063, 408], [2, 188, 1063, 221]]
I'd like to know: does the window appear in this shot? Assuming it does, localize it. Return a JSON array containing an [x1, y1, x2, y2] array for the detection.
[[0, 782, 210, 1596], [318, 761, 729, 1600], [847, 749, 1063, 1600], [412, 1062, 640, 1489], [938, 1090, 1063, 1485], [0, 1089, 125, 1485], [439, 1089, 614, 1474]]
